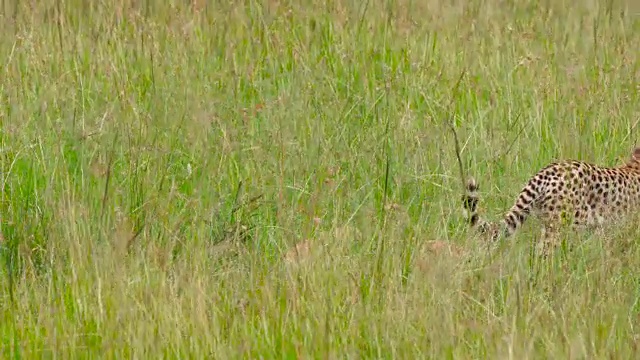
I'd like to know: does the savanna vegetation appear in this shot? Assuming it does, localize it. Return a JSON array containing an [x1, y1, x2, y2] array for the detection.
[[0, 0, 639, 357]]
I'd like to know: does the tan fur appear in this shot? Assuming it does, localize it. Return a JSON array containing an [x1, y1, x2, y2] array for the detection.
[[462, 148, 640, 251]]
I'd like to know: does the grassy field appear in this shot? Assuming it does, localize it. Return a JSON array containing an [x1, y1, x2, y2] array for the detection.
[[0, 0, 639, 357]]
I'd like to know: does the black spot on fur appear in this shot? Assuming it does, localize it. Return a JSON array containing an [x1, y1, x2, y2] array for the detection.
[[462, 195, 477, 210]]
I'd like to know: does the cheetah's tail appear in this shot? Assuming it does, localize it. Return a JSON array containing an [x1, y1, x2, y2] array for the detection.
[[461, 177, 493, 236]]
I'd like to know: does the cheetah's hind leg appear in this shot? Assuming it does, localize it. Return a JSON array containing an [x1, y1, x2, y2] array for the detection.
[[536, 214, 578, 257], [536, 222, 561, 257]]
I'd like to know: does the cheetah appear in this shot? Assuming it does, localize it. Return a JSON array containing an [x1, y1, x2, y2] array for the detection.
[[462, 147, 640, 251]]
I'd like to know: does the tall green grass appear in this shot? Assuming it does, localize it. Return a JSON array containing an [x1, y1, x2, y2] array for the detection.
[[0, 0, 639, 357]]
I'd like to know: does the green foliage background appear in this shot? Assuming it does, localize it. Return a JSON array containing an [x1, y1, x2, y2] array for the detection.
[[0, 0, 639, 357]]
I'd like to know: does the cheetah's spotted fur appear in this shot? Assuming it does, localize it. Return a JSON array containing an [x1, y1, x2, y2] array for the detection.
[[462, 148, 640, 249]]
